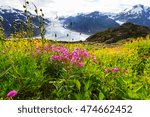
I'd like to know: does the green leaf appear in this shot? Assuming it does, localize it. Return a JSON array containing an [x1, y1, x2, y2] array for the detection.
[[75, 93, 83, 100], [0, 66, 12, 78], [99, 92, 105, 100], [74, 79, 81, 91], [127, 90, 139, 99], [134, 85, 143, 93], [84, 80, 92, 91]]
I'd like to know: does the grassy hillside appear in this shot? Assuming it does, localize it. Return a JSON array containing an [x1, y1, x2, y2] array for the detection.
[[86, 23, 150, 43], [0, 36, 150, 100]]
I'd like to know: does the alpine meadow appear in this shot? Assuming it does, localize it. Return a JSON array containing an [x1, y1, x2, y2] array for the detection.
[[0, 0, 150, 100]]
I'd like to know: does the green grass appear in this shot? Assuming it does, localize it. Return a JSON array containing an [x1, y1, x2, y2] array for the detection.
[[0, 36, 150, 100]]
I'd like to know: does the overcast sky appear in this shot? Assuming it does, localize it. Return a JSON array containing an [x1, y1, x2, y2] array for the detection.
[[0, 0, 150, 17]]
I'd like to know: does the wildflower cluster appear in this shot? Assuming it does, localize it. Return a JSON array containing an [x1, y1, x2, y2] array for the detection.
[[35, 44, 96, 68], [50, 45, 91, 68], [104, 67, 128, 74]]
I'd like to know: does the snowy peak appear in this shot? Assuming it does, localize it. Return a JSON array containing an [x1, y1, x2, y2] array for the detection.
[[0, 5, 50, 37], [123, 4, 150, 15], [60, 11, 119, 34], [0, 5, 87, 41], [112, 4, 150, 27], [0, 5, 23, 14], [132, 4, 149, 10], [133, 4, 145, 10], [120, 4, 150, 16], [129, 4, 144, 14], [83, 11, 105, 17]]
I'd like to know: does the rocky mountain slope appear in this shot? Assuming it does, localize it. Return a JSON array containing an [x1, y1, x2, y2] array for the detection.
[[1, 4, 150, 41], [111, 4, 150, 27], [59, 11, 119, 35], [86, 22, 150, 43], [61, 4, 150, 35], [0, 6, 50, 37]]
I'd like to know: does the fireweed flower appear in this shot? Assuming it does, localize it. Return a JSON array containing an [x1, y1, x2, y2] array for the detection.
[[81, 49, 90, 58], [78, 62, 84, 68], [50, 46, 91, 68], [50, 55, 62, 61], [114, 67, 119, 72], [121, 69, 129, 74], [104, 68, 109, 73], [104, 67, 129, 75], [92, 54, 97, 63], [112, 67, 119, 73], [7, 90, 17, 98]]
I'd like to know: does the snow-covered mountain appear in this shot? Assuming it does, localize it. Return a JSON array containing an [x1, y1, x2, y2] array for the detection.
[[1, 4, 150, 41], [0, 5, 89, 41], [59, 4, 150, 35], [45, 18, 89, 41], [0, 5, 50, 37], [59, 11, 119, 35], [112, 4, 150, 27]]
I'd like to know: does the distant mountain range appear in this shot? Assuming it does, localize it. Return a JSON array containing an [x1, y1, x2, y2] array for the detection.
[[0, 6, 50, 37], [60, 4, 150, 35], [113, 4, 150, 27], [1, 4, 150, 40], [59, 11, 119, 35]]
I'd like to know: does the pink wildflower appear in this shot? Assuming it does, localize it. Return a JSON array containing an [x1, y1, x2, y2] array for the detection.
[[112, 67, 119, 72], [44, 45, 50, 50], [78, 62, 84, 68], [7, 90, 17, 98], [92, 54, 97, 63], [81, 49, 90, 58], [70, 58, 77, 65], [114, 67, 119, 72], [50, 55, 62, 61], [104, 68, 109, 73], [49, 46, 93, 68]]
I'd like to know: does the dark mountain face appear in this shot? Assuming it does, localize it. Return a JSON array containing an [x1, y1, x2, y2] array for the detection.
[[59, 11, 119, 35], [0, 6, 50, 37], [1, 4, 150, 39], [113, 4, 150, 27], [59, 4, 150, 35], [86, 22, 150, 43]]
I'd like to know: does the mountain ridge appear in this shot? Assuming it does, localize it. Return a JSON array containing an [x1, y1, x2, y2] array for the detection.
[[60, 4, 150, 35], [1, 4, 150, 41], [59, 11, 119, 35], [86, 22, 150, 43], [112, 4, 150, 27], [0, 5, 50, 37]]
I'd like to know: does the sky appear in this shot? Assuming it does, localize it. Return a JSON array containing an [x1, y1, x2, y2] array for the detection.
[[0, 0, 150, 17]]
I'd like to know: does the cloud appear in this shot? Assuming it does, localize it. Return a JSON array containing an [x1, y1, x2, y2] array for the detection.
[[85, 0, 99, 2], [0, 0, 150, 17], [0, 0, 22, 8]]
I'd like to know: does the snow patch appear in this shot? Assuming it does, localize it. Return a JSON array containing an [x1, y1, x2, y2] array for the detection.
[[0, 5, 16, 13], [131, 7, 143, 14], [45, 19, 90, 41], [116, 20, 125, 25]]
